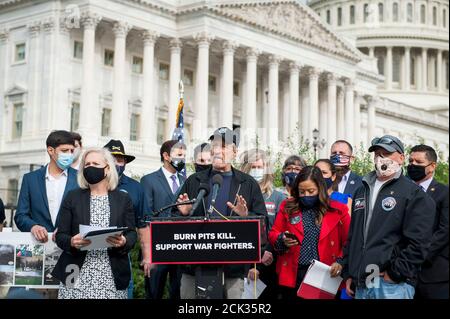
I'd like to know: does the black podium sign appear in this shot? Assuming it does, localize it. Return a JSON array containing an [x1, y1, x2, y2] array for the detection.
[[150, 219, 261, 264]]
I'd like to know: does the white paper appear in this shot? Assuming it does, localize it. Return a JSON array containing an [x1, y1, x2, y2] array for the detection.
[[79, 225, 122, 251], [79, 224, 117, 238], [241, 278, 267, 299], [302, 260, 343, 295]]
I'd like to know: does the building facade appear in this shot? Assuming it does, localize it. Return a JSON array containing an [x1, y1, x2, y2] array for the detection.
[[0, 0, 448, 207]]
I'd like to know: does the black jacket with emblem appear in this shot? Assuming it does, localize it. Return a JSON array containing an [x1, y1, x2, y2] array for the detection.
[[341, 170, 436, 286]]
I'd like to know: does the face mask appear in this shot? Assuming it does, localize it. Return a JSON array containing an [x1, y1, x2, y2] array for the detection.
[[83, 166, 107, 185], [170, 158, 185, 172], [283, 172, 298, 187], [194, 163, 211, 173], [73, 147, 82, 161], [249, 168, 264, 182], [330, 154, 351, 167], [298, 195, 319, 210], [56, 152, 74, 170], [375, 156, 401, 178], [116, 165, 125, 177], [324, 177, 334, 189], [407, 164, 430, 182]]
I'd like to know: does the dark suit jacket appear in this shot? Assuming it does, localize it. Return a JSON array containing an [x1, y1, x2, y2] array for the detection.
[[343, 171, 363, 198], [420, 179, 449, 283], [140, 168, 186, 217], [15, 165, 79, 232], [52, 188, 137, 291]]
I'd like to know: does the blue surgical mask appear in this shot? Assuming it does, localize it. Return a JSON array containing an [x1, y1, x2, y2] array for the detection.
[[283, 172, 298, 187], [324, 177, 333, 189], [56, 152, 74, 170], [116, 165, 125, 177], [298, 195, 319, 209]]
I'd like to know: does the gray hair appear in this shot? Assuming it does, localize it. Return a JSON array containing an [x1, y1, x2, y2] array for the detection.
[[77, 147, 119, 190]]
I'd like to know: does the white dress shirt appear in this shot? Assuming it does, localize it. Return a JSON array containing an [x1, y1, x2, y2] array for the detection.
[[45, 165, 68, 226], [419, 177, 433, 192], [162, 166, 180, 194], [338, 170, 352, 194]]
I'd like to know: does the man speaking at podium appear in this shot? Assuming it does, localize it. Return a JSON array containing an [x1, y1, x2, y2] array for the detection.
[[177, 127, 268, 299]]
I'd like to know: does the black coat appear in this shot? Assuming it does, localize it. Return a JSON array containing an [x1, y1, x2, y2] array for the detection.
[[419, 179, 449, 283], [342, 170, 436, 286], [52, 188, 137, 291], [177, 167, 268, 278]]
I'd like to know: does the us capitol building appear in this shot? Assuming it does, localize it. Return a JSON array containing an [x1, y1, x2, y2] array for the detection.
[[0, 0, 448, 205]]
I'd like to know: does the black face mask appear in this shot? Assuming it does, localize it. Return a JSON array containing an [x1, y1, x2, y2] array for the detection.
[[195, 163, 211, 173], [407, 164, 430, 182], [83, 166, 107, 185], [170, 158, 185, 172]]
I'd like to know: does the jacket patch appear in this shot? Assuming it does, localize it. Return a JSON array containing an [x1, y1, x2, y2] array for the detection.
[[354, 198, 365, 211], [290, 215, 301, 225], [381, 197, 397, 212]]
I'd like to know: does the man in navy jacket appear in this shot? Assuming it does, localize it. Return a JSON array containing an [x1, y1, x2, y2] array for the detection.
[[15, 130, 78, 242]]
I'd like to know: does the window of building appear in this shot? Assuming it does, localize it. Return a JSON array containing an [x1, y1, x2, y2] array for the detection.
[[157, 118, 166, 145], [420, 4, 426, 24], [233, 81, 240, 97], [159, 63, 169, 80], [73, 41, 83, 60], [130, 113, 140, 141], [183, 69, 194, 86], [377, 54, 385, 76], [209, 75, 217, 92], [14, 43, 26, 62], [12, 103, 23, 138], [433, 7, 437, 26], [364, 4, 369, 22], [337, 7, 342, 26], [101, 108, 111, 136], [393, 3, 399, 22], [7, 179, 18, 206], [326, 9, 331, 24], [350, 5, 355, 24], [407, 3, 413, 22], [393, 51, 401, 83], [132, 56, 143, 74], [70, 102, 80, 132], [104, 49, 114, 67], [378, 3, 384, 22]]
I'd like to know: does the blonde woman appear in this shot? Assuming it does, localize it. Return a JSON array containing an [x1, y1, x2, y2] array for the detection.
[[52, 147, 136, 299], [240, 149, 286, 299]]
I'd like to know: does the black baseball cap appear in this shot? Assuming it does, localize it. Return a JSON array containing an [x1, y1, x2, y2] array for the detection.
[[103, 139, 136, 163], [368, 135, 405, 154], [209, 127, 240, 147]]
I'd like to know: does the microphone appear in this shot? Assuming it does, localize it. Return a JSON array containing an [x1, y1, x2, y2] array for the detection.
[[151, 199, 196, 218], [208, 174, 223, 216], [189, 183, 210, 216]]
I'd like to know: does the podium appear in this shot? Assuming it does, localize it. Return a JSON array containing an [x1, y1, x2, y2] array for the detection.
[[148, 215, 267, 299]]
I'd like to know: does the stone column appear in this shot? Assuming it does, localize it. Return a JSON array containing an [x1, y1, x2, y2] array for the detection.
[[386, 46, 393, 90], [422, 47, 428, 91], [354, 92, 362, 148], [300, 84, 309, 140], [268, 55, 281, 146], [245, 48, 259, 136], [193, 32, 214, 142], [344, 79, 354, 145], [308, 67, 320, 140], [79, 12, 101, 141], [220, 41, 237, 129], [141, 30, 159, 151], [41, 18, 57, 134], [289, 62, 300, 136], [327, 73, 337, 149], [282, 80, 290, 140], [437, 49, 443, 92], [336, 88, 345, 139], [403, 46, 411, 90], [319, 88, 328, 157], [367, 96, 377, 144], [166, 38, 182, 140], [0, 28, 10, 146], [26, 21, 42, 137]]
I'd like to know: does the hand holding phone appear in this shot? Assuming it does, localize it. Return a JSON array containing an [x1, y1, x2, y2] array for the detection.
[[283, 231, 299, 247]]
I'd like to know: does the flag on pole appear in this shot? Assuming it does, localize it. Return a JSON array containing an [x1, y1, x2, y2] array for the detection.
[[171, 80, 185, 143]]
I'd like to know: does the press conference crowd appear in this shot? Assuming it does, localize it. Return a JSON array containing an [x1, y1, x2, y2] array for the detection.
[[0, 127, 448, 300]]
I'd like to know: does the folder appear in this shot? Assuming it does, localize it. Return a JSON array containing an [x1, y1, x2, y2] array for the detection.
[[79, 225, 129, 251], [297, 260, 343, 299]]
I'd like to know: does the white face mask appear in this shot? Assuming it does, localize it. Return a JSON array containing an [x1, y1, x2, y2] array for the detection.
[[249, 168, 264, 182], [375, 156, 401, 177]]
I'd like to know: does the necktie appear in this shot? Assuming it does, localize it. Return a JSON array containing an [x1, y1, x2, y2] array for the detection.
[[170, 175, 179, 194]]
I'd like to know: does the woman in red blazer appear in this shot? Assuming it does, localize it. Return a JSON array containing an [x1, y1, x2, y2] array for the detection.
[[269, 166, 350, 299]]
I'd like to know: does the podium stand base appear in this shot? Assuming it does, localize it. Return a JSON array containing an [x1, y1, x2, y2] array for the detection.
[[195, 266, 225, 299]]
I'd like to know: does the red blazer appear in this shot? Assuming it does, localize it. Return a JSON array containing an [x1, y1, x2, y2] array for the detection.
[[268, 199, 351, 288]]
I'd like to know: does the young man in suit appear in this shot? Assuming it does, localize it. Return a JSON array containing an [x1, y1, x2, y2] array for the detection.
[[140, 140, 186, 299], [330, 140, 363, 198], [408, 144, 449, 299], [15, 130, 79, 243]]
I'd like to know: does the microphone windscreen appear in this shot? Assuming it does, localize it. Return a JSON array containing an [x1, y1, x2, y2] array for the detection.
[[198, 183, 210, 196], [212, 174, 223, 186]]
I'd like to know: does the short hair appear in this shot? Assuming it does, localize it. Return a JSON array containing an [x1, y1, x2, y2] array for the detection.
[[70, 132, 82, 147], [160, 140, 186, 162], [77, 147, 118, 191], [194, 143, 211, 160], [282, 155, 307, 170], [331, 140, 353, 155], [410, 144, 438, 162], [46, 130, 75, 148]]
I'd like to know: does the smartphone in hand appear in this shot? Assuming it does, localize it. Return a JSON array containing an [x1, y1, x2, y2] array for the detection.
[[284, 232, 299, 242]]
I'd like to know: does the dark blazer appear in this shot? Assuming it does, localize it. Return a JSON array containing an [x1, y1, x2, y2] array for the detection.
[[343, 171, 363, 198], [52, 188, 137, 291], [140, 168, 186, 217], [118, 174, 149, 228], [15, 165, 78, 232], [419, 179, 449, 283]]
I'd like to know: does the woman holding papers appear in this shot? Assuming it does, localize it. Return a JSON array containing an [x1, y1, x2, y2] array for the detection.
[[52, 148, 137, 299], [268, 166, 350, 299]]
